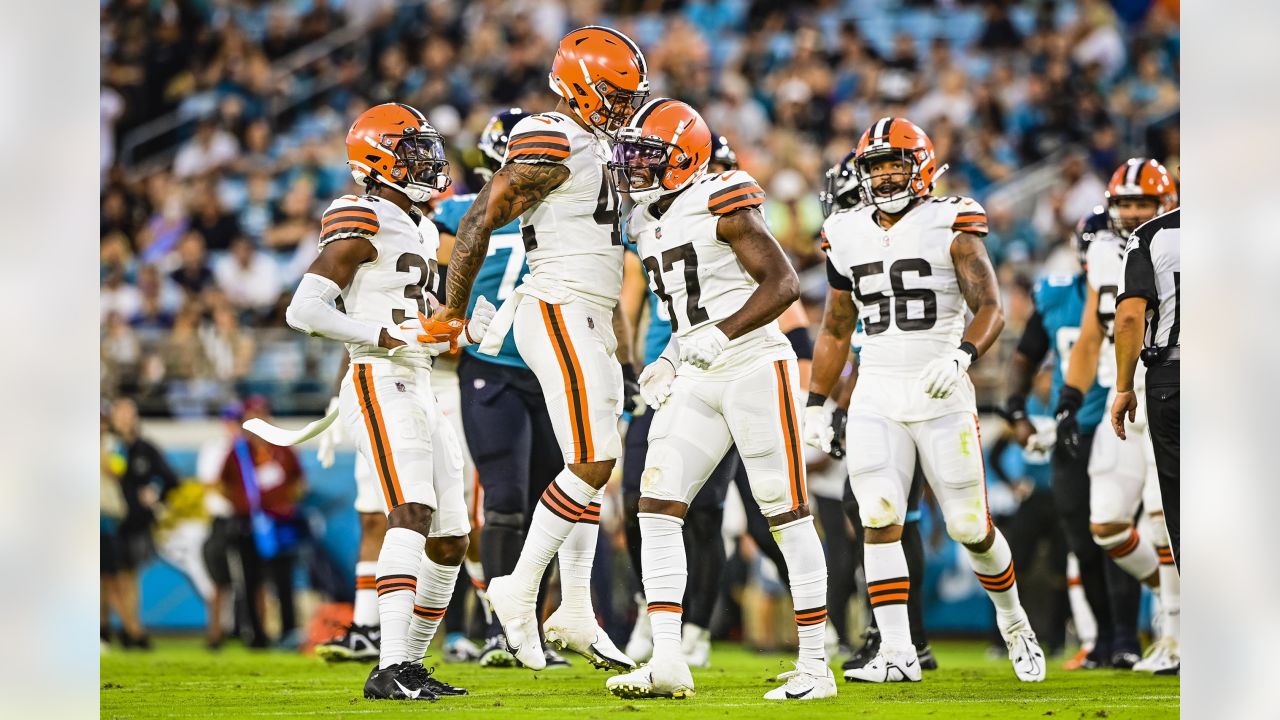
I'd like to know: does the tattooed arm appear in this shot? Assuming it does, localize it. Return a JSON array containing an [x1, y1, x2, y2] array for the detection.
[[809, 287, 858, 399], [442, 162, 570, 318], [951, 231, 1005, 357]]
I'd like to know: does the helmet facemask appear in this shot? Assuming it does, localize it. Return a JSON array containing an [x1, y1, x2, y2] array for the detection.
[[821, 153, 861, 217], [1107, 195, 1160, 239], [609, 125, 702, 205], [856, 149, 919, 215], [592, 78, 649, 135], [352, 127, 451, 203]]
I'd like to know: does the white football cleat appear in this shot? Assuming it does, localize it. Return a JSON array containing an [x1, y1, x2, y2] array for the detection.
[[544, 605, 636, 671], [624, 604, 653, 663], [1132, 636, 1179, 674], [843, 647, 922, 683], [764, 662, 838, 700], [681, 624, 711, 668], [606, 659, 695, 699], [485, 575, 545, 671], [1006, 627, 1046, 682]]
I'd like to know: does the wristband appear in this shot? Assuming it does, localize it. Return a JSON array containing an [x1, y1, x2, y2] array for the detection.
[[1056, 385, 1084, 414], [959, 341, 979, 364], [1005, 394, 1027, 421], [806, 392, 828, 408]]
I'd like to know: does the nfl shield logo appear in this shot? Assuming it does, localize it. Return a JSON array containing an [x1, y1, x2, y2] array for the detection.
[[656, 227, 663, 239], [395, 382, 406, 392]]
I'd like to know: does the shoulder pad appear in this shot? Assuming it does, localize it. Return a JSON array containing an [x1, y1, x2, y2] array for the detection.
[[936, 195, 988, 235], [505, 115, 572, 164], [702, 170, 765, 215], [319, 195, 380, 248]]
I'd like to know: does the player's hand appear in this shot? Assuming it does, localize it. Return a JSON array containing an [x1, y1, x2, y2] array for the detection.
[[918, 347, 973, 399], [621, 363, 642, 414], [802, 405, 833, 453], [1013, 417, 1036, 448], [1110, 390, 1138, 440], [420, 296, 497, 352], [461, 296, 497, 347], [679, 326, 729, 370], [385, 316, 451, 357], [316, 397, 342, 469], [1054, 385, 1084, 459], [828, 407, 848, 460], [637, 358, 676, 409]]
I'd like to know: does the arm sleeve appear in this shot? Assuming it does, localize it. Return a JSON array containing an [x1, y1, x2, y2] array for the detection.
[[1015, 308, 1051, 365], [285, 273, 383, 346], [1118, 241, 1158, 304], [825, 255, 854, 291]]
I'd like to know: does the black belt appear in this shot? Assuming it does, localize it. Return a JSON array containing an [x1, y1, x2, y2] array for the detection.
[[1141, 344, 1179, 366]]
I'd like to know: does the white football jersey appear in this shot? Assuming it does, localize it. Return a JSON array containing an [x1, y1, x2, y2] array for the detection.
[[317, 193, 441, 369], [822, 196, 988, 421], [504, 112, 623, 307], [628, 170, 794, 379], [1085, 230, 1132, 390]]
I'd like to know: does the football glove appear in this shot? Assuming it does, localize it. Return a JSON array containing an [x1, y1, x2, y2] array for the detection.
[[637, 358, 676, 410], [1054, 385, 1085, 459], [420, 296, 497, 352], [679, 326, 729, 370], [316, 396, 342, 469], [802, 404, 833, 453], [621, 363, 642, 414], [385, 316, 451, 357], [829, 407, 848, 460], [918, 345, 974, 399]]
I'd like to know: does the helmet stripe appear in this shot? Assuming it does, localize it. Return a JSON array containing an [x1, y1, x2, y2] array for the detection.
[[583, 25, 648, 75], [873, 116, 893, 140], [629, 97, 675, 129], [1125, 158, 1144, 187]]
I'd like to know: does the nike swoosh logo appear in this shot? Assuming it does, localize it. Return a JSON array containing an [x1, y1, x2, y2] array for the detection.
[[906, 660, 917, 667], [786, 688, 813, 699], [393, 680, 421, 699]]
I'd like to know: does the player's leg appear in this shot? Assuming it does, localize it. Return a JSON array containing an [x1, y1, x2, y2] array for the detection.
[[607, 377, 730, 699], [1133, 447, 1180, 674], [839, 410, 918, 683], [1064, 552, 1098, 668], [680, 448, 734, 668], [493, 299, 626, 670], [621, 410, 653, 662], [902, 466, 934, 668], [723, 360, 835, 699], [913, 412, 1044, 682]]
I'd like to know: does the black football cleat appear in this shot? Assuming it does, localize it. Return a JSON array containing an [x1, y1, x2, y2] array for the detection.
[[363, 662, 438, 701], [416, 665, 468, 696], [316, 624, 380, 663], [915, 643, 939, 670], [842, 627, 881, 671]]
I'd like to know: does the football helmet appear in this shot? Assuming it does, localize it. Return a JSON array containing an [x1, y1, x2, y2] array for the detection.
[[821, 150, 862, 217], [853, 117, 946, 214], [549, 26, 649, 135], [346, 103, 451, 203], [609, 98, 712, 205], [709, 133, 738, 172], [1104, 158, 1177, 238], [476, 107, 529, 180]]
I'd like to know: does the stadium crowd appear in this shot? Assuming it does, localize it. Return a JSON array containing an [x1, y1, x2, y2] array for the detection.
[[99, 0, 1179, 664]]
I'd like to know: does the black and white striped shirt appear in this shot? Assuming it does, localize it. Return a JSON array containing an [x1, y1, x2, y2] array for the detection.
[[1118, 208, 1180, 360]]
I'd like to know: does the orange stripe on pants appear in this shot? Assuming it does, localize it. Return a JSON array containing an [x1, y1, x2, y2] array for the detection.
[[354, 364, 404, 509], [539, 302, 593, 463], [774, 360, 805, 511]]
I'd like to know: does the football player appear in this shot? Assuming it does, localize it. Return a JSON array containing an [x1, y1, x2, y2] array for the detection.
[[807, 118, 1044, 683], [604, 99, 835, 701], [1057, 159, 1180, 674], [437, 26, 648, 671], [284, 103, 495, 700]]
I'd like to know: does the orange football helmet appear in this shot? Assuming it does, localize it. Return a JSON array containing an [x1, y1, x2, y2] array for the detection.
[[853, 117, 947, 214], [346, 103, 451, 203], [1104, 158, 1178, 237], [548, 26, 649, 134], [609, 98, 712, 204]]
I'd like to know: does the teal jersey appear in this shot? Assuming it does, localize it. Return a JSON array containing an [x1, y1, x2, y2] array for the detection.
[[1032, 274, 1107, 432], [433, 194, 527, 368]]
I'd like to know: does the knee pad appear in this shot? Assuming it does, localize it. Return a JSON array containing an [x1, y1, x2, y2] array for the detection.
[[941, 495, 990, 545], [1092, 528, 1133, 552], [849, 474, 904, 528], [639, 442, 697, 504], [483, 510, 524, 531], [1089, 476, 1137, 526]]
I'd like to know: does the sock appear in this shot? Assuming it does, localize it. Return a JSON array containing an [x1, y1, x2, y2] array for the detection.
[[1149, 517, 1180, 642], [1096, 527, 1159, 584], [863, 540, 912, 652], [376, 528, 425, 667], [1066, 553, 1097, 651], [353, 561, 379, 627], [508, 468, 597, 602], [965, 528, 1030, 635], [775, 516, 829, 668], [405, 553, 459, 662], [463, 557, 491, 624], [558, 491, 602, 611], [639, 512, 686, 662]]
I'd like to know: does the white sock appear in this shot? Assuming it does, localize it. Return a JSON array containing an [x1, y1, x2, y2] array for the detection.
[[353, 560, 379, 627], [639, 512, 686, 663], [965, 528, 1029, 634], [1097, 527, 1159, 583], [405, 553, 460, 662], [376, 528, 425, 667], [1149, 516, 1180, 642], [508, 468, 597, 602], [463, 557, 491, 623], [775, 516, 829, 668], [558, 492, 602, 611], [863, 540, 912, 652], [1065, 553, 1096, 650]]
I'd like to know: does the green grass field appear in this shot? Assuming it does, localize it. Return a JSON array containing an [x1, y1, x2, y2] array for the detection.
[[101, 638, 1178, 719]]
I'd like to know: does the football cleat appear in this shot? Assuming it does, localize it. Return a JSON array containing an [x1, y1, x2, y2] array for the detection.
[[843, 647, 922, 683], [915, 643, 939, 671], [443, 635, 482, 663], [1111, 649, 1141, 670], [1133, 637, 1180, 674], [315, 624, 380, 663], [1006, 628, 1047, 682], [544, 606, 636, 671], [606, 660, 695, 699], [478, 635, 517, 668], [363, 662, 438, 701], [681, 624, 712, 669], [413, 665, 468, 696], [841, 627, 881, 671], [624, 608, 654, 663], [765, 662, 838, 700], [544, 648, 572, 668], [485, 575, 546, 670]]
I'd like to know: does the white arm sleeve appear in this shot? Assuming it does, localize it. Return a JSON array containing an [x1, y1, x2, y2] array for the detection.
[[659, 335, 679, 367], [285, 273, 382, 347]]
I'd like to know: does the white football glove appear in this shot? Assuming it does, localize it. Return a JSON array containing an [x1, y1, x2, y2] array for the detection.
[[461, 296, 496, 347], [316, 396, 342, 469], [918, 346, 974, 399], [802, 404, 833, 453], [638, 358, 677, 409], [679, 326, 729, 370], [385, 316, 451, 357]]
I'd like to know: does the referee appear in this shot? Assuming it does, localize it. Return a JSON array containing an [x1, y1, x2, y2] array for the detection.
[[1111, 207, 1180, 569]]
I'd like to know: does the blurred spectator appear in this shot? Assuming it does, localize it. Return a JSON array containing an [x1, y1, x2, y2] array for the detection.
[[170, 233, 216, 296], [214, 236, 281, 319], [202, 304, 256, 385], [100, 412, 145, 649], [188, 182, 244, 252], [102, 265, 142, 323], [174, 118, 241, 179]]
